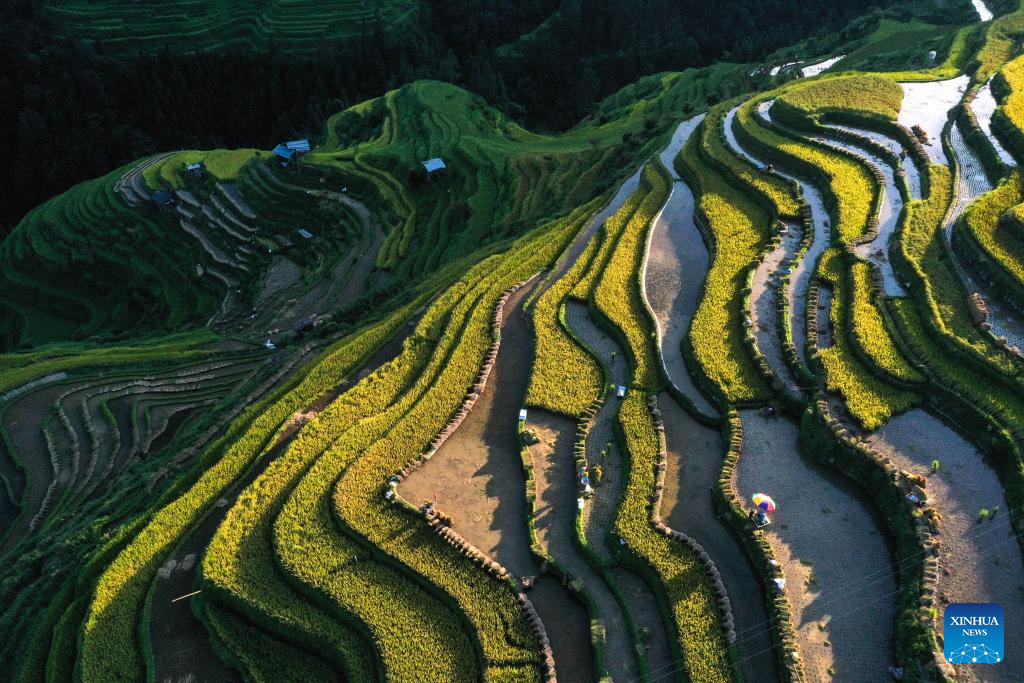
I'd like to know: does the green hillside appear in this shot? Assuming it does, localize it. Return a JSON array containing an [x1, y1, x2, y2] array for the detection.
[[0, 75, 712, 351], [6, 2, 1024, 683]]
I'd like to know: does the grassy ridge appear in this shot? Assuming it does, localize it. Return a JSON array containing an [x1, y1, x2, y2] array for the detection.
[[700, 106, 802, 219], [849, 262, 924, 384], [585, 162, 733, 682], [679, 127, 772, 403], [776, 74, 904, 122], [79, 312, 413, 680], [326, 219, 581, 680], [525, 203, 606, 416], [957, 171, 1024, 301], [734, 97, 876, 246], [816, 249, 918, 429]]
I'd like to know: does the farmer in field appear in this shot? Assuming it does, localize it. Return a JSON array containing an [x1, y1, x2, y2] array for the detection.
[[752, 493, 776, 527]]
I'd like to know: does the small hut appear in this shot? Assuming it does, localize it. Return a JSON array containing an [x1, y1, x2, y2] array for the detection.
[[272, 144, 296, 168], [422, 157, 447, 180]]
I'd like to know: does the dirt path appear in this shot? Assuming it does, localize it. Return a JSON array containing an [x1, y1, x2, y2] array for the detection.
[[149, 325, 414, 683], [735, 410, 896, 682], [563, 300, 674, 679], [657, 393, 778, 681], [725, 105, 831, 369], [644, 115, 721, 419], [865, 410, 1024, 682], [399, 284, 539, 578], [946, 123, 1024, 350], [527, 410, 620, 681]]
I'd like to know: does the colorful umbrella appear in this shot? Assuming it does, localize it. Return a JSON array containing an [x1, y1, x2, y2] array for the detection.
[[752, 493, 776, 513]]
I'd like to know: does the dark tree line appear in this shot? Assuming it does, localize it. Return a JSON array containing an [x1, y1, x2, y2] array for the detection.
[[1, 0, 940, 235]]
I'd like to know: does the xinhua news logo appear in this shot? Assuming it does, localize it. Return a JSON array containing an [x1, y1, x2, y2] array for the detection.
[[944, 603, 1004, 664]]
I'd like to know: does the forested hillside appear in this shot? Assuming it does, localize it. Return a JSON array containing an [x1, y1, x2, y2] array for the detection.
[[0, 0, 957, 234]]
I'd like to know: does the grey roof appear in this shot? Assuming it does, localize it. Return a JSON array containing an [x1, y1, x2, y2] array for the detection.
[[422, 157, 446, 173], [297, 228, 314, 239]]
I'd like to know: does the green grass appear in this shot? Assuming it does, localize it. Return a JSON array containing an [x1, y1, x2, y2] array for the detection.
[[1, 77, 692, 351], [142, 149, 261, 191], [837, 19, 973, 77], [775, 74, 904, 122], [525, 202, 606, 416], [79, 312, 414, 681]]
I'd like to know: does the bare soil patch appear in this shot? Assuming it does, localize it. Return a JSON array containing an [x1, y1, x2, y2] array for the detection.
[[527, 409, 634, 681], [866, 410, 1024, 682], [735, 409, 895, 682], [658, 393, 778, 681], [399, 284, 538, 577]]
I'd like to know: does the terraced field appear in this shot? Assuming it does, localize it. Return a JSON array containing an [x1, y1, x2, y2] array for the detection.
[[7, 2, 1024, 682], [42, 0, 418, 51]]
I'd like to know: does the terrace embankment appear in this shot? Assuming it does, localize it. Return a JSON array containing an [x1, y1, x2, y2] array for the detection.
[[643, 114, 780, 679], [658, 395, 778, 681], [748, 221, 805, 395], [969, 77, 1017, 168], [398, 283, 540, 577], [398, 282, 595, 678], [736, 409, 896, 682], [866, 411, 1024, 682], [244, 167, 384, 333], [811, 132, 906, 296], [898, 77, 969, 165], [725, 104, 831, 368], [150, 325, 414, 682], [946, 123, 1024, 349], [527, 409, 618, 682], [564, 299, 674, 679], [829, 124, 923, 200]]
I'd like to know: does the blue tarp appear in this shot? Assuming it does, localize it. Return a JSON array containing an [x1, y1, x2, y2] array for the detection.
[[286, 139, 311, 152], [422, 157, 446, 173]]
